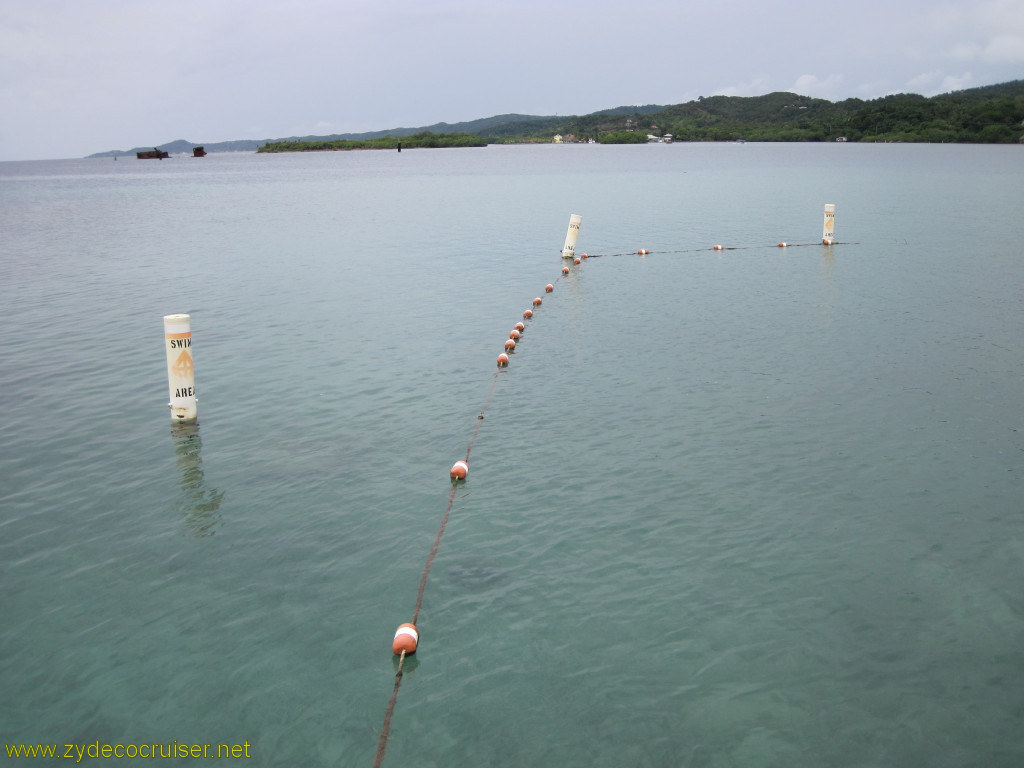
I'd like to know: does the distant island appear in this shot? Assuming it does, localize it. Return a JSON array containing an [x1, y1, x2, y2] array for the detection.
[[88, 79, 1024, 158]]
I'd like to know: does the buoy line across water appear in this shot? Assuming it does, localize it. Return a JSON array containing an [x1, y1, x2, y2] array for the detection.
[[596, 240, 858, 259], [370, 258, 575, 768], [371, 205, 848, 766]]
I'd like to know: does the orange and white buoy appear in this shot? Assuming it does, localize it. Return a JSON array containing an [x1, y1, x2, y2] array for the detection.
[[638, 249, 649, 255], [523, 309, 533, 319], [504, 339, 516, 351], [533, 297, 542, 306], [392, 622, 419, 655], [509, 329, 521, 340], [562, 266, 570, 275], [450, 460, 469, 481], [713, 244, 724, 251], [497, 353, 509, 368], [574, 257, 581, 264], [581, 253, 588, 259], [778, 242, 788, 247], [515, 322, 525, 332], [545, 284, 553, 293]]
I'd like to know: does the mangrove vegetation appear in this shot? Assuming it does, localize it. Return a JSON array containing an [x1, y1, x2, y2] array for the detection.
[[257, 131, 487, 152]]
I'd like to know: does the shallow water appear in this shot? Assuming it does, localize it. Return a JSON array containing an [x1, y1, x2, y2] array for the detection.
[[1, 143, 1022, 766]]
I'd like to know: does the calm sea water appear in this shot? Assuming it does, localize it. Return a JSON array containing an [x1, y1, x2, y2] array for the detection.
[[1, 143, 1022, 767]]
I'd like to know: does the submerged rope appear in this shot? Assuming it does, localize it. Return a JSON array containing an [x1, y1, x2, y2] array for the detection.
[[372, 651, 406, 768]]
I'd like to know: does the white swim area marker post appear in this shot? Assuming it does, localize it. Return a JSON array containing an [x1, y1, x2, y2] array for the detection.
[[822, 204, 835, 245], [562, 214, 583, 259], [164, 314, 197, 422]]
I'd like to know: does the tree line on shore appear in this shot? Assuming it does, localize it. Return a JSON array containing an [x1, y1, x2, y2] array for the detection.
[[258, 131, 487, 152]]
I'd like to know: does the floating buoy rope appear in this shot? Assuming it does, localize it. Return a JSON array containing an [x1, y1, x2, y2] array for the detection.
[[577, 239, 857, 259], [372, 344, 509, 767], [370, 256, 577, 767], [372, 217, 849, 766]]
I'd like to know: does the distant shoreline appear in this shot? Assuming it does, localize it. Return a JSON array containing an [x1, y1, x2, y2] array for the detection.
[[86, 79, 1024, 158]]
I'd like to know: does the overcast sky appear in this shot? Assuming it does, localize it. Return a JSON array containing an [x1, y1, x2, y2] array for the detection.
[[2, 0, 1022, 161]]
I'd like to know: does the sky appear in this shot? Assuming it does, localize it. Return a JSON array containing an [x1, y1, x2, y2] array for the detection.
[[1, 0, 1023, 161]]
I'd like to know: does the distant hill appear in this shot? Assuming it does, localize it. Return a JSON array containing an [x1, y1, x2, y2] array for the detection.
[[90, 138, 262, 158], [87, 80, 1024, 157]]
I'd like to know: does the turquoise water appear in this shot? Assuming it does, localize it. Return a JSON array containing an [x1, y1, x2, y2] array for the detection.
[[1, 144, 1023, 767]]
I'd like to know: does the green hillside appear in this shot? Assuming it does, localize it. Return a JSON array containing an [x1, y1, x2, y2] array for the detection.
[[487, 80, 1024, 144]]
